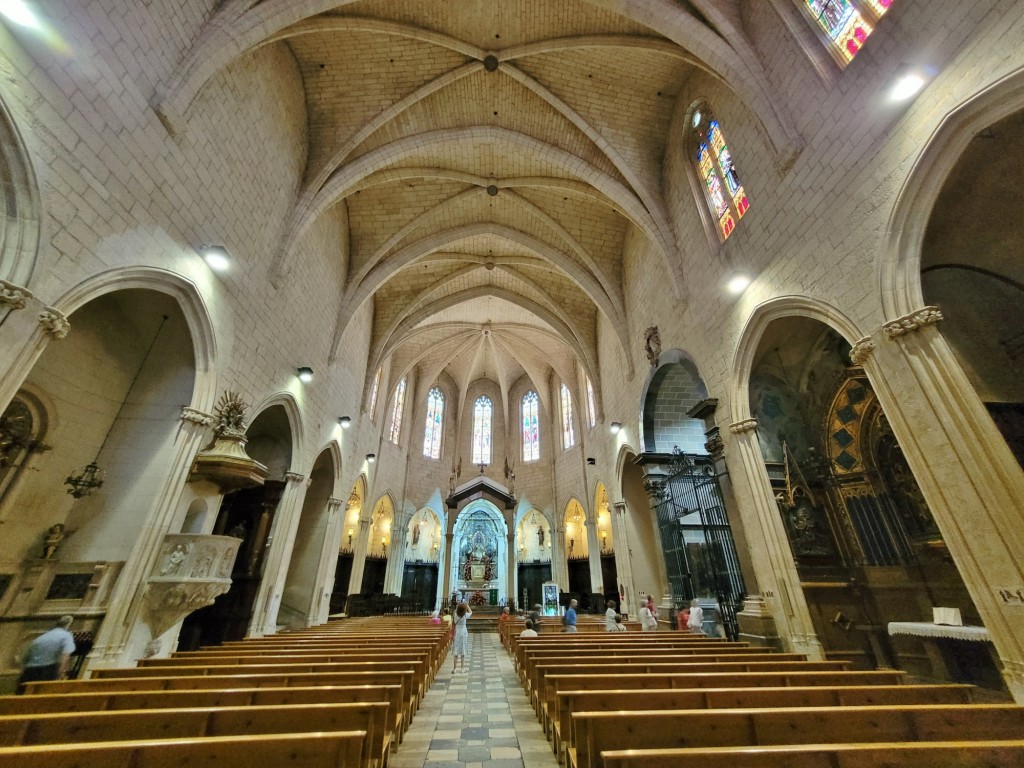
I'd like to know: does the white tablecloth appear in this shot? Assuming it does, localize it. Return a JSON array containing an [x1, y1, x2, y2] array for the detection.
[[887, 621, 990, 643]]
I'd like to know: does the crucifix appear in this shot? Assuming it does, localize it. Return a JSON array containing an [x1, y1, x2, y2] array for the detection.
[[478, 461, 486, 474]]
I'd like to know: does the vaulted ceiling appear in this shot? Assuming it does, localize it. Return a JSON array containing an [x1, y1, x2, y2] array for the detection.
[[157, 0, 793, 406]]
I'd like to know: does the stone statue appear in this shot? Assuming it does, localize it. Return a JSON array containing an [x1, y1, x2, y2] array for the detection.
[[537, 526, 544, 547], [412, 521, 420, 547], [644, 326, 661, 367], [42, 524, 66, 559], [160, 543, 188, 576]]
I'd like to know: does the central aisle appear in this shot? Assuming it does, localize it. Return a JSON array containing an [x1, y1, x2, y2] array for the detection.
[[390, 632, 557, 768]]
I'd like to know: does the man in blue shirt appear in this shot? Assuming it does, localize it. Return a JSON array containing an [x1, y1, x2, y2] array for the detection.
[[17, 615, 76, 694], [564, 598, 578, 633]]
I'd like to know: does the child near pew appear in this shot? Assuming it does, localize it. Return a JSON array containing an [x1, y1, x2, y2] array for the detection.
[[451, 602, 472, 673]]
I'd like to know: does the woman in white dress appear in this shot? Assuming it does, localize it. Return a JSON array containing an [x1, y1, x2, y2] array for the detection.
[[687, 599, 704, 635], [604, 599, 618, 631], [451, 602, 472, 672]]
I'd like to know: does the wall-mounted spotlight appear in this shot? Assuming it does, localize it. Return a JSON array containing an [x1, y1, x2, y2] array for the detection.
[[586, 457, 596, 466], [726, 273, 751, 294], [200, 245, 230, 272], [610, 422, 622, 434], [0, 0, 41, 29], [366, 453, 376, 463], [338, 416, 352, 429], [889, 68, 926, 102], [296, 366, 314, 383]]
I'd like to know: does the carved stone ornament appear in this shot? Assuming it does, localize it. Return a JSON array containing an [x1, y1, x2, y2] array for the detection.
[[143, 533, 240, 638], [643, 326, 661, 366], [849, 336, 875, 366], [883, 306, 943, 339], [179, 406, 214, 427], [704, 433, 725, 460], [285, 471, 305, 484], [0, 279, 32, 310], [188, 390, 268, 492], [38, 307, 70, 339], [729, 418, 758, 435]]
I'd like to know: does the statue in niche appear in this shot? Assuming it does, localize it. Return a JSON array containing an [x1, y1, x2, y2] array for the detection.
[[42, 524, 66, 559], [160, 543, 189, 576], [537, 526, 544, 547], [643, 326, 661, 367], [412, 521, 421, 547]]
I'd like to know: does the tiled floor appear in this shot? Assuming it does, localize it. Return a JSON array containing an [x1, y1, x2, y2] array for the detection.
[[390, 633, 557, 768]]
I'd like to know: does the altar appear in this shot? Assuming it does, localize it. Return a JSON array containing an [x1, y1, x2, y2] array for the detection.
[[452, 504, 505, 599]]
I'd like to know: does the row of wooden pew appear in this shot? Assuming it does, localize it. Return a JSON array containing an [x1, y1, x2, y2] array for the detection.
[[502, 620, 1024, 767], [0, 618, 450, 767]]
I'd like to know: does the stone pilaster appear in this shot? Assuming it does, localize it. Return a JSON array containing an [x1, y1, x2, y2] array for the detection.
[[250, 471, 307, 636], [611, 501, 635, 618], [309, 496, 345, 625], [585, 518, 603, 595]]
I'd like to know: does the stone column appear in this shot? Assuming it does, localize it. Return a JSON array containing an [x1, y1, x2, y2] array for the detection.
[[0, 282, 54, 413], [251, 471, 307, 636], [585, 519, 603, 596], [553, 523, 569, 591], [85, 406, 215, 669], [506, 532, 516, 606], [308, 496, 344, 625], [346, 515, 373, 597], [863, 308, 1024, 702], [725, 418, 824, 660], [383, 512, 409, 595], [611, 501, 636, 618], [440, 532, 455, 606]]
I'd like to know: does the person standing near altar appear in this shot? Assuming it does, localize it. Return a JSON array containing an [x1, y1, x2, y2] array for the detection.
[[451, 602, 472, 673]]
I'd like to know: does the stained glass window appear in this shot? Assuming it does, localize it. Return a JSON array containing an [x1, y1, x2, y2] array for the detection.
[[803, 0, 893, 64], [693, 107, 750, 241], [472, 396, 492, 465], [522, 391, 540, 462], [423, 387, 444, 459], [388, 378, 406, 444], [560, 383, 576, 450], [585, 377, 597, 429], [368, 368, 381, 419]]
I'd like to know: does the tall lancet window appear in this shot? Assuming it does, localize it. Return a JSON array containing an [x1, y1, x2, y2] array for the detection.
[[692, 105, 749, 241], [522, 391, 540, 462], [801, 0, 893, 65], [472, 396, 492, 465], [586, 376, 597, 428], [388, 377, 407, 444], [560, 383, 576, 449], [368, 368, 381, 419], [423, 387, 444, 459]]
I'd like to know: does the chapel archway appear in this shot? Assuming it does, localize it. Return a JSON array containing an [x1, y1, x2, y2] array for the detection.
[[748, 315, 995, 687], [920, 108, 1024, 468], [0, 288, 197, 669], [329, 476, 365, 614], [563, 498, 591, 602], [179, 403, 293, 648], [279, 446, 338, 628], [515, 508, 552, 610], [361, 495, 394, 595], [449, 501, 506, 607], [594, 483, 617, 595], [401, 507, 442, 611]]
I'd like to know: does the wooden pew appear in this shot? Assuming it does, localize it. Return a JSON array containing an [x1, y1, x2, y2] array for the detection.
[[0, 685, 404, 745], [539, 670, 908, 735], [552, 684, 977, 757], [0, 731, 366, 768], [599, 741, 1024, 768], [511, 635, 737, 669], [23, 670, 417, 729], [0, 703, 389, 768], [569, 705, 1024, 768]]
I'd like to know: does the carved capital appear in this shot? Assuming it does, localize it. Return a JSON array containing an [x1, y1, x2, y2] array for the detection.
[[612, 501, 626, 515], [38, 307, 70, 339], [883, 306, 943, 338], [704, 433, 725, 460], [285, 471, 305, 483], [0, 279, 33, 310], [179, 406, 214, 427], [326, 496, 344, 513], [729, 418, 758, 435], [849, 336, 875, 366]]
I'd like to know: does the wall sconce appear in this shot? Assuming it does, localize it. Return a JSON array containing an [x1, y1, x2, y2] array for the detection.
[[366, 453, 376, 463], [200, 245, 230, 272], [338, 416, 351, 429], [297, 366, 314, 383], [610, 422, 622, 434]]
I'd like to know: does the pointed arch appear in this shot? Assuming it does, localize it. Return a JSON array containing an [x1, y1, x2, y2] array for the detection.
[[0, 91, 41, 287]]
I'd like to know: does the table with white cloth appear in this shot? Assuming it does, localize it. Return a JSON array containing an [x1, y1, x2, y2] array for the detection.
[[887, 621, 997, 685]]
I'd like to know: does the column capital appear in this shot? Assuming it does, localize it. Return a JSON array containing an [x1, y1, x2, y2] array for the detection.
[[326, 497, 344, 512], [179, 406, 214, 427], [883, 306, 943, 338], [285, 471, 305, 484], [38, 307, 70, 339], [849, 336, 876, 366], [729, 418, 758, 435], [0, 279, 33, 310]]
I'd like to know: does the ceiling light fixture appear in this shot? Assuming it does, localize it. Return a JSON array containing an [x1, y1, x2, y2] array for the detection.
[[726, 274, 751, 294], [366, 453, 376, 463], [610, 422, 622, 434], [200, 245, 230, 272], [338, 416, 352, 429], [297, 367, 314, 383], [0, 0, 41, 29]]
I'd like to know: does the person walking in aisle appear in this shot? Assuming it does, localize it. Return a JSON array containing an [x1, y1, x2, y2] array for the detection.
[[16, 615, 75, 694], [687, 598, 705, 635], [563, 598, 578, 633], [451, 602, 472, 673]]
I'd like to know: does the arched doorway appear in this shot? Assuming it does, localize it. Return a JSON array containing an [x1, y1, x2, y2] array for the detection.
[[0, 288, 197, 670], [361, 495, 393, 595], [279, 447, 338, 628], [920, 109, 1024, 467], [617, 448, 667, 615], [449, 501, 506, 606], [748, 316, 994, 686], [401, 508, 442, 611], [516, 508, 552, 609], [329, 477, 364, 615], [179, 403, 293, 648], [563, 498, 591, 602]]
